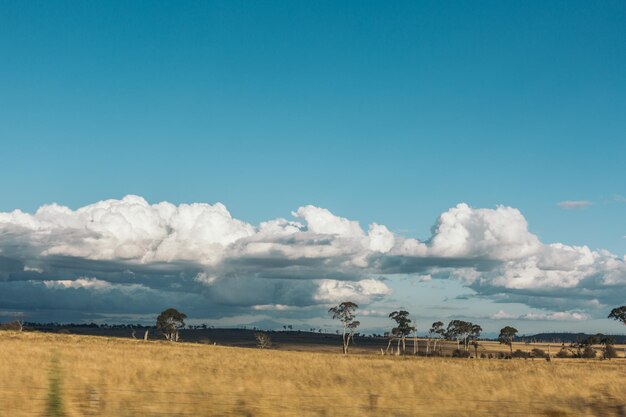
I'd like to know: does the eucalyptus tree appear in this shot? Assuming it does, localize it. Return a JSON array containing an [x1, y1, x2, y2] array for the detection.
[[429, 321, 445, 354], [346, 320, 361, 353], [608, 306, 626, 326], [469, 324, 483, 358], [389, 310, 415, 354], [597, 334, 617, 359], [498, 326, 518, 357], [328, 301, 359, 355], [446, 320, 473, 351], [156, 308, 187, 342]]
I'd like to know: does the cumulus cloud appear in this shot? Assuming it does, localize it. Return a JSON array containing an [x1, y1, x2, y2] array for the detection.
[[314, 279, 392, 304], [0, 195, 624, 323], [557, 200, 593, 210]]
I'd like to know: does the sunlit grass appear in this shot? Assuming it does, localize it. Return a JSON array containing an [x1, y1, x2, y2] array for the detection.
[[0, 331, 624, 417]]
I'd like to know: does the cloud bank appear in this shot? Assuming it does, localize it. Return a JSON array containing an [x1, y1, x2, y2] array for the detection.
[[0, 196, 624, 324]]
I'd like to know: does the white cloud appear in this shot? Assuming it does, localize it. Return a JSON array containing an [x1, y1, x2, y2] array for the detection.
[[557, 200, 593, 210], [42, 277, 147, 293], [367, 223, 395, 253], [252, 304, 295, 311], [521, 311, 589, 321], [491, 309, 514, 320], [314, 279, 392, 304], [2, 195, 254, 265], [292, 205, 364, 237], [491, 309, 589, 321], [428, 203, 541, 260], [0, 195, 624, 322], [43, 277, 114, 291]]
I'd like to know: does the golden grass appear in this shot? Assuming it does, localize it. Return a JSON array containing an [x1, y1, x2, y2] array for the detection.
[[1, 331, 624, 417]]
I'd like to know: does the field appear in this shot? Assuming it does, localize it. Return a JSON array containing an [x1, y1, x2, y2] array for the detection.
[[1, 331, 625, 417]]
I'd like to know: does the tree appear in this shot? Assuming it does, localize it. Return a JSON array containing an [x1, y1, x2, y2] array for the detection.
[[469, 324, 482, 358], [608, 306, 626, 326], [446, 320, 472, 351], [389, 310, 415, 354], [598, 335, 618, 359], [328, 301, 359, 355], [346, 320, 360, 351], [498, 326, 518, 357], [0, 320, 23, 331], [156, 308, 187, 341], [429, 321, 445, 354], [255, 332, 272, 349]]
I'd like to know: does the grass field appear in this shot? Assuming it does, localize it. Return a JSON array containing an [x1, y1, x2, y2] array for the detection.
[[1, 331, 625, 417]]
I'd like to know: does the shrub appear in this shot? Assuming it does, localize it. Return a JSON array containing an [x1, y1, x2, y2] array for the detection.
[[603, 345, 618, 359], [452, 349, 470, 358], [512, 349, 530, 359], [531, 348, 546, 358], [581, 346, 596, 359], [0, 321, 23, 331], [556, 349, 570, 358], [487, 353, 494, 359]]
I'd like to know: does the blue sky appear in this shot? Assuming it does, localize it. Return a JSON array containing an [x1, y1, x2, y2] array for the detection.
[[0, 1, 625, 334]]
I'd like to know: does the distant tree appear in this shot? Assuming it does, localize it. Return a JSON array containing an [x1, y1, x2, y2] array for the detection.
[[255, 332, 272, 349], [156, 308, 187, 342], [594, 334, 618, 360], [608, 306, 626, 326], [446, 320, 473, 351], [469, 324, 482, 358], [328, 301, 359, 355], [0, 320, 23, 331], [582, 345, 596, 358], [498, 326, 518, 357], [429, 321, 445, 354], [389, 310, 415, 354]]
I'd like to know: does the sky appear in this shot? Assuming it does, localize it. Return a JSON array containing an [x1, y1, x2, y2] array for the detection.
[[0, 1, 625, 335]]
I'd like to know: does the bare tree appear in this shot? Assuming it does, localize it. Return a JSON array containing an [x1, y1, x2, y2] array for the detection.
[[328, 301, 359, 355], [255, 332, 272, 349]]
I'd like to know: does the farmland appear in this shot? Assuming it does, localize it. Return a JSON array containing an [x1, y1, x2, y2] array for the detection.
[[1, 331, 625, 417]]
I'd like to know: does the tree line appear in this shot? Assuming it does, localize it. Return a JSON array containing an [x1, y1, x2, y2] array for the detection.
[[1, 304, 624, 359], [325, 301, 626, 359]]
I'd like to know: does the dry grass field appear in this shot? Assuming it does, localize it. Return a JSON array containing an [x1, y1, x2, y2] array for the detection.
[[1, 331, 625, 417]]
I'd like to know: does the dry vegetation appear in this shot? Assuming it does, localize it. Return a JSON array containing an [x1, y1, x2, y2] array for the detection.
[[1, 331, 625, 417]]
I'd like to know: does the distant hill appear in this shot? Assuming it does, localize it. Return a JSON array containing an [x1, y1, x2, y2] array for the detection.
[[525, 332, 626, 344]]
